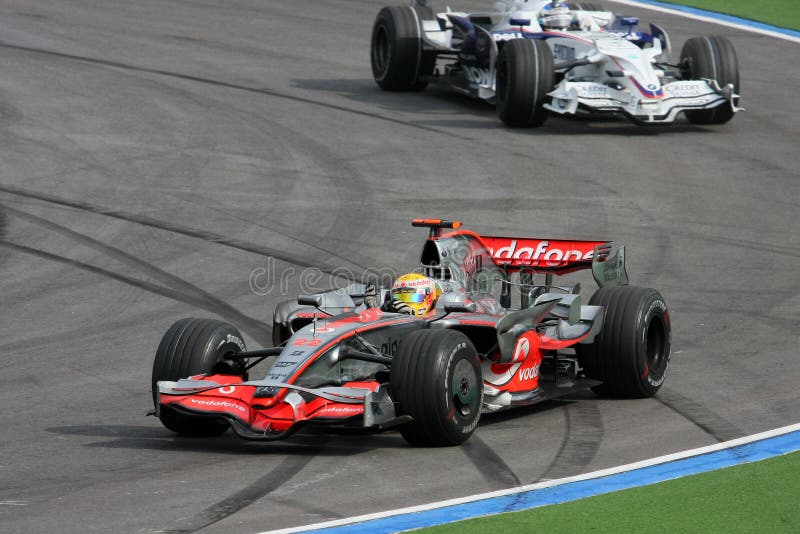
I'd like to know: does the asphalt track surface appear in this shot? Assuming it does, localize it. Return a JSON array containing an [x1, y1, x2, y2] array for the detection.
[[0, 1, 797, 532]]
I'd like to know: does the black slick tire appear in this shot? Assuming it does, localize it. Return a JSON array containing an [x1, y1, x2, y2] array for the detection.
[[680, 35, 739, 124], [580, 286, 671, 398], [152, 318, 247, 436], [496, 38, 555, 128], [390, 329, 482, 446], [371, 6, 434, 91]]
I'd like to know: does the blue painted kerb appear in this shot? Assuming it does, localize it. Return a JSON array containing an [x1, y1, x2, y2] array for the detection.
[[311, 430, 800, 533]]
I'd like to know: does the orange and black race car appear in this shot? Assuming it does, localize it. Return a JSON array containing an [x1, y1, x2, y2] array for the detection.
[[151, 219, 670, 446]]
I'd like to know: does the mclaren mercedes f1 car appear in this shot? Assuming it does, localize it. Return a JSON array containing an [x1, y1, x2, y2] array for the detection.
[[151, 219, 671, 446], [370, 0, 741, 126]]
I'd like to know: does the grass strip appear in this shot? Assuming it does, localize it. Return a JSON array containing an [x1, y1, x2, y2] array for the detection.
[[419, 450, 800, 533], [635, 0, 800, 30]]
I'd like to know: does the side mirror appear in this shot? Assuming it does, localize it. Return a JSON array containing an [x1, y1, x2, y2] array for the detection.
[[509, 18, 531, 27], [297, 294, 323, 307], [444, 301, 477, 314]]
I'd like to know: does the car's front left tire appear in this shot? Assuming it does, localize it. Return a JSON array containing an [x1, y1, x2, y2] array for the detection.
[[152, 318, 247, 436]]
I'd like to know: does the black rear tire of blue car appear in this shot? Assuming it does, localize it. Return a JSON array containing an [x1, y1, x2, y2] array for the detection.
[[579, 286, 671, 398], [680, 35, 739, 125], [152, 318, 247, 436], [496, 38, 555, 127], [390, 329, 483, 446], [371, 6, 434, 91]]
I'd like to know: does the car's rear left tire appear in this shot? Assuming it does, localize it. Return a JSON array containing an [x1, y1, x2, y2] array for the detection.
[[371, 6, 434, 91], [496, 38, 555, 128], [680, 35, 739, 125], [152, 318, 247, 436], [579, 286, 671, 398], [390, 329, 482, 446]]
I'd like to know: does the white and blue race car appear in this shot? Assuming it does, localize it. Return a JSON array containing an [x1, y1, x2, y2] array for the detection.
[[370, 0, 741, 126]]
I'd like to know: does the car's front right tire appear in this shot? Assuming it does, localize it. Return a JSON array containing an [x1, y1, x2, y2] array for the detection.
[[680, 35, 740, 125], [390, 329, 482, 446], [371, 6, 433, 91]]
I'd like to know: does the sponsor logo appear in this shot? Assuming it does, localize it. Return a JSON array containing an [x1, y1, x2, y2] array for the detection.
[[218, 386, 236, 394], [315, 326, 335, 334], [647, 83, 658, 91], [395, 278, 430, 288], [380, 337, 400, 356], [518, 363, 541, 381], [358, 307, 383, 322], [273, 361, 297, 368], [489, 240, 592, 264], [513, 337, 530, 363], [663, 82, 705, 97], [218, 334, 245, 351], [577, 85, 609, 98], [317, 406, 362, 416], [493, 32, 523, 41], [461, 415, 480, 434], [189, 398, 245, 413]]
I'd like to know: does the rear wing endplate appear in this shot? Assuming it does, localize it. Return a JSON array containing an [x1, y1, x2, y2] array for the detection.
[[591, 243, 628, 288]]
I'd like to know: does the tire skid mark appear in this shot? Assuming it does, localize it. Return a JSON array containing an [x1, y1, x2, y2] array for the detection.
[[656, 387, 743, 443], [160, 448, 323, 533], [461, 435, 521, 489], [3, 204, 272, 345], [157, 90, 383, 279], [536, 402, 604, 482], [0, 240, 269, 340], [0, 184, 375, 281], [0, 41, 472, 141]]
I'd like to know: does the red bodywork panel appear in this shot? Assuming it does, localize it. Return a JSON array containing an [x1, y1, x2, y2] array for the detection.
[[160, 377, 379, 435]]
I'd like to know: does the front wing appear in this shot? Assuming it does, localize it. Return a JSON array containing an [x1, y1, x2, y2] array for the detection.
[[546, 79, 741, 123], [156, 377, 407, 440]]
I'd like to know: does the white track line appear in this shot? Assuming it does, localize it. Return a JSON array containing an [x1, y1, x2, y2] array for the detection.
[[608, 0, 800, 44], [259, 422, 800, 534]]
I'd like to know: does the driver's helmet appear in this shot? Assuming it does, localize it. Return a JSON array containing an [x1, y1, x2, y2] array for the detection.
[[538, 1, 572, 30], [390, 273, 442, 316]]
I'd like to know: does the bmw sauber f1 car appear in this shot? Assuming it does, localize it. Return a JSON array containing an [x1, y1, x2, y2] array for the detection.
[[370, 0, 741, 126], [151, 219, 671, 446]]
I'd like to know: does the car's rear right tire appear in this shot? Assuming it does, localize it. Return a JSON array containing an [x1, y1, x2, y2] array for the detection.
[[152, 318, 247, 436], [371, 6, 434, 91], [496, 38, 555, 128], [680, 35, 739, 125], [390, 329, 482, 446], [579, 286, 671, 398]]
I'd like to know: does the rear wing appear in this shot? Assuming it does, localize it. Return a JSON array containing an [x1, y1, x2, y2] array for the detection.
[[414, 219, 628, 288], [482, 236, 603, 272], [483, 237, 628, 287]]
